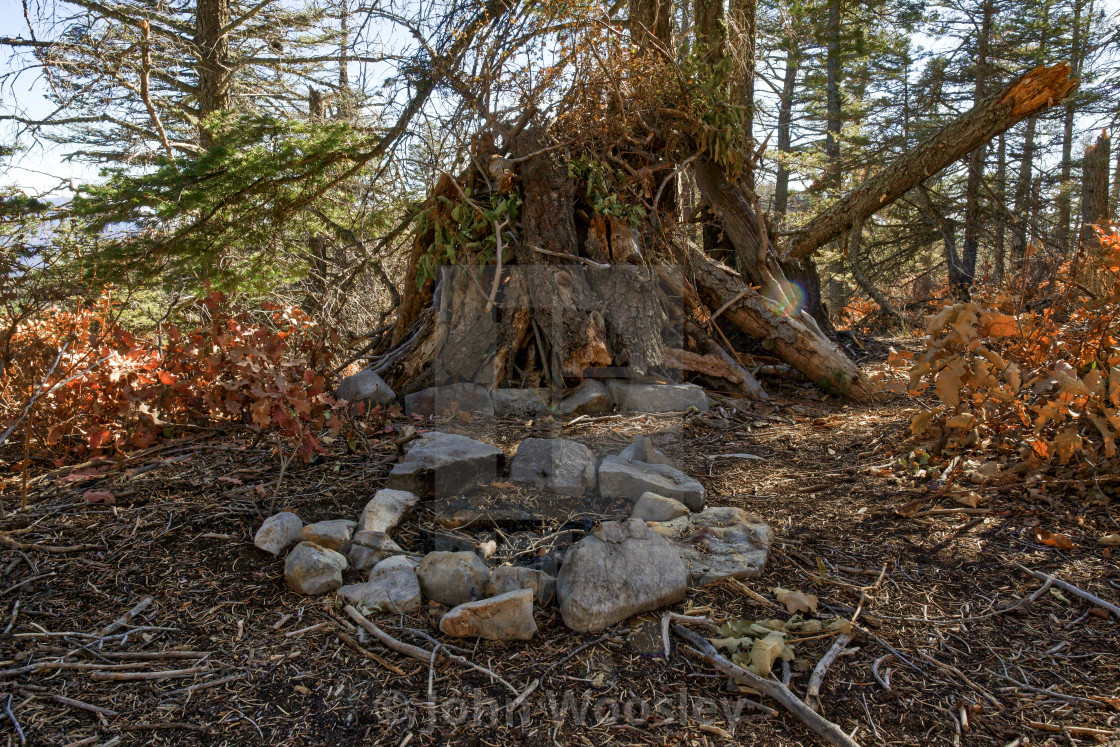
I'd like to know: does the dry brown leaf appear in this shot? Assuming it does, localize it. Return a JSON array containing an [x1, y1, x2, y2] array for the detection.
[[953, 491, 984, 508], [773, 588, 818, 615], [1097, 534, 1120, 546], [910, 410, 933, 435], [1053, 427, 1083, 464], [748, 631, 794, 676], [1035, 529, 1075, 549], [895, 498, 928, 518], [934, 359, 966, 408], [946, 412, 975, 429]]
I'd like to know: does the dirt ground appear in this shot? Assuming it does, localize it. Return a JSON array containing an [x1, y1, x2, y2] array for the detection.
[[2, 349, 1118, 746]]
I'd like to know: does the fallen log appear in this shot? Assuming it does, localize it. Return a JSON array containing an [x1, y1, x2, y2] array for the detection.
[[672, 243, 873, 401], [786, 63, 1077, 262]]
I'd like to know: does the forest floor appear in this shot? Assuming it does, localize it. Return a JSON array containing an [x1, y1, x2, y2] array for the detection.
[[1, 339, 1118, 747]]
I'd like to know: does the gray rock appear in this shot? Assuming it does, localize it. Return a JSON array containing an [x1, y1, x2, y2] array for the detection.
[[358, 489, 419, 534], [492, 388, 551, 417], [336, 369, 396, 406], [369, 554, 419, 579], [387, 431, 504, 497], [337, 569, 422, 614], [556, 519, 687, 632], [254, 512, 303, 555], [630, 492, 689, 522], [650, 507, 772, 586], [405, 383, 494, 418], [284, 542, 348, 595], [597, 455, 705, 511], [348, 530, 405, 572], [509, 438, 598, 497], [296, 520, 357, 552], [487, 566, 556, 605], [558, 380, 613, 416], [617, 435, 674, 466], [439, 589, 537, 641], [416, 551, 491, 607], [606, 382, 710, 413]]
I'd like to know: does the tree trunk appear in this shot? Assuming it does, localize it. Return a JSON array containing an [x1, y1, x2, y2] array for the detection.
[[1010, 116, 1037, 271], [960, 0, 993, 297], [823, 0, 842, 193], [1079, 130, 1111, 247], [993, 132, 1007, 282], [671, 242, 871, 401], [195, 0, 232, 149], [773, 42, 799, 222], [1054, 0, 1084, 254], [1112, 143, 1120, 220], [629, 0, 672, 53], [730, 0, 757, 190], [786, 63, 1077, 262]]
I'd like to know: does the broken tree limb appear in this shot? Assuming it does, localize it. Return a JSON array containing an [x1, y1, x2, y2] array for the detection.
[[787, 63, 1078, 262], [673, 244, 873, 401], [845, 218, 910, 324], [673, 624, 861, 747]]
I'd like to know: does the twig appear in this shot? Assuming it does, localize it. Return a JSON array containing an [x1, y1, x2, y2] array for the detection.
[[1027, 722, 1117, 738], [5, 693, 25, 745], [673, 623, 861, 747], [871, 655, 892, 690], [806, 632, 853, 713], [661, 612, 715, 658], [914, 650, 1003, 710], [96, 596, 153, 637], [335, 630, 407, 675], [0, 536, 107, 554], [344, 605, 518, 695], [89, 664, 209, 681], [50, 694, 120, 717], [1015, 564, 1120, 618], [3, 600, 20, 636], [530, 245, 610, 268]]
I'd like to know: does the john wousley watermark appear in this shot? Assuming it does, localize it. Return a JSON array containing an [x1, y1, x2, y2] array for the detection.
[[368, 687, 760, 733]]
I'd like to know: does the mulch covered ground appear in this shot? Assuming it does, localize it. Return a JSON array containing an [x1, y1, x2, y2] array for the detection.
[[2, 350, 1118, 746]]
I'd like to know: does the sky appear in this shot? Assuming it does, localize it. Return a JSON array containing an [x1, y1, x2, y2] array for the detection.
[[2, 0, 1118, 196]]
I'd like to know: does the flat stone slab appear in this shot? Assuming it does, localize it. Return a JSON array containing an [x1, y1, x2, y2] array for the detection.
[[386, 431, 504, 498], [358, 489, 419, 534], [488, 566, 556, 605], [405, 383, 494, 418], [509, 438, 597, 497], [440, 589, 537, 641], [556, 519, 687, 632], [650, 507, 772, 586], [337, 569, 422, 614], [630, 492, 689, 522], [347, 530, 405, 572], [618, 435, 673, 466], [296, 520, 357, 552], [597, 455, 705, 511], [606, 382, 710, 413], [492, 388, 551, 417], [558, 380, 612, 416], [336, 369, 395, 406]]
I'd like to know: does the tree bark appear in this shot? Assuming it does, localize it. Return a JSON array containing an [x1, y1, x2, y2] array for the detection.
[[773, 42, 799, 222], [1112, 142, 1120, 220], [1054, 0, 1085, 254], [823, 0, 842, 193], [960, 0, 993, 298], [672, 242, 872, 401], [1079, 130, 1111, 247], [1010, 116, 1037, 271], [993, 132, 1007, 282], [786, 63, 1078, 262], [730, 0, 757, 189], [195, 0, 232, 149]]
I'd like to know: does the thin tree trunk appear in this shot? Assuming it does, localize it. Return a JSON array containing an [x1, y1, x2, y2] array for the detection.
[[1010, 116, 1037, 270], [786, 63, 1077, 262], [1112, 144, 1120, 219], [960, 0, 993, 297], [1054, 0, 1085, 253], [993, 133, 1007, 282], [824, 0, 842, 192], [773, 42, 799, 223], [195, 0, 232, 149]]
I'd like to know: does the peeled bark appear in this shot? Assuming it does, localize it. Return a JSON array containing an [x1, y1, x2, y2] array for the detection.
[[787, 63, 1078, 262]]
